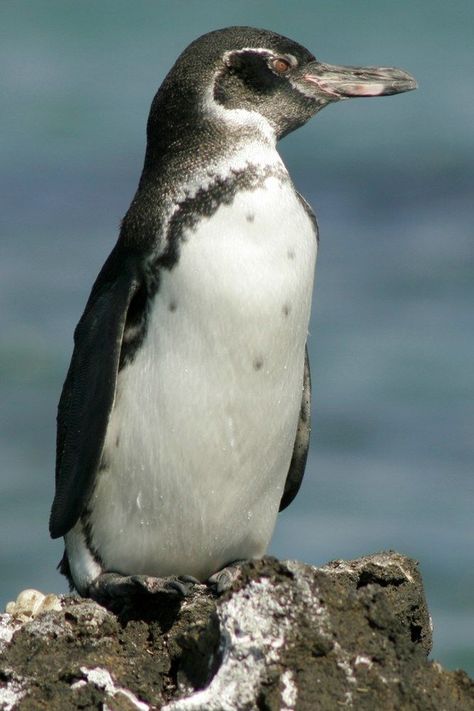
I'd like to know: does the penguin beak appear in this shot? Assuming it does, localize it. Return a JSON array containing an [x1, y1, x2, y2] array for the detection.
[[300, 61, 417, 99]]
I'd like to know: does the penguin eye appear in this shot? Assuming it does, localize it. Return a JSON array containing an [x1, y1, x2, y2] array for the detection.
[[271, 57, 292, 75]]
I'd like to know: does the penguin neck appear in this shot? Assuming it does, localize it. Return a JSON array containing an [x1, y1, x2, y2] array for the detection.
[[143, 115, 277, 183], [120, 109, 284, 251]]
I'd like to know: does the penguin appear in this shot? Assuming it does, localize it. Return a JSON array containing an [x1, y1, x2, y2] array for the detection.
[[49, 27, 416, 603]]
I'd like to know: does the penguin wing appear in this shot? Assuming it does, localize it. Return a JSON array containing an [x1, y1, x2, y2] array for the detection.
[[279, 345, 311, 511], [49, 249, 141, 538], [295, 191, 319, 243]]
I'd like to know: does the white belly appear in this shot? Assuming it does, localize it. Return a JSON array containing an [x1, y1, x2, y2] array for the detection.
[[68, 175, 316, 586]]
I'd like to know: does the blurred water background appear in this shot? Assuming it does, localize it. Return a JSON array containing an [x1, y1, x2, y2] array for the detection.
[[1, 0, 473, 674]]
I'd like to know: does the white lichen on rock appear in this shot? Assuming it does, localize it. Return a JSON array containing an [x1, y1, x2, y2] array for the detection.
[[72, 667, 149, 710], [163, 577, 294, 711], [0, 615, 22, 654], [281, 670, 298, 709], [0, 675, 25, 711]]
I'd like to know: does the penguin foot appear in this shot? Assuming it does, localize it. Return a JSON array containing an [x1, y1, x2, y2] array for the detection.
[[88, 572, 200, 605], [208, 560, 247, 594]]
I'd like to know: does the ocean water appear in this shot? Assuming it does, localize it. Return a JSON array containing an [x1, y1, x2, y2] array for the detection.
[[1, 1, 473, 675]]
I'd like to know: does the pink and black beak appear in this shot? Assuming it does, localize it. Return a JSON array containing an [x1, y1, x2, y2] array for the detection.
[[298, 61, 417, 101]]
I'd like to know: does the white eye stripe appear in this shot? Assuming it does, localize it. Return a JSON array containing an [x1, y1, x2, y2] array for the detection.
[[223, 47, 271, 65], [223, 48, 298, 68]]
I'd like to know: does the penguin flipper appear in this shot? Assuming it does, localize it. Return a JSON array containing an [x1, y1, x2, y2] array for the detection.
[[50, 250, 141, 539], [279, 345, 311, 511]]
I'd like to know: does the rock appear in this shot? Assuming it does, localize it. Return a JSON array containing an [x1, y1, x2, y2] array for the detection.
[[0, 552, 472, 710]]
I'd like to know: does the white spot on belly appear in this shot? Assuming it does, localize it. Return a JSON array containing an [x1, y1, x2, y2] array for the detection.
[[227, 415, 236, 450]]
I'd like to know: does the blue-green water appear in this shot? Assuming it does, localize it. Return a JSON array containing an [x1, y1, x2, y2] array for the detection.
[[1, 1, 473, 675]]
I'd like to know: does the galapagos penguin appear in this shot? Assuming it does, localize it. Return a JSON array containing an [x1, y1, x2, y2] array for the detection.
[[49, 27, 416, 602]]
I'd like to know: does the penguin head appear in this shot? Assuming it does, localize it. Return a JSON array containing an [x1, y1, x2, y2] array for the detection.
[[150, 27, 417, 144]]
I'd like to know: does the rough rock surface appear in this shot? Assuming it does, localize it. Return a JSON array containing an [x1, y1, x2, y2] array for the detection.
[[0, 552, 472, 710]]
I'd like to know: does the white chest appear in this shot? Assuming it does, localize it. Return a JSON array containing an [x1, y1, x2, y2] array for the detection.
[[72, 174, 317, 584]]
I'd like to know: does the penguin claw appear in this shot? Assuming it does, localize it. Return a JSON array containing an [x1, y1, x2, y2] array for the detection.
[[88, 572, 138, 601], [88, 572, 199, 605], [178, 574, 201, 585], [131, 574, 199, 598], [208, 560, 246, 594]]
